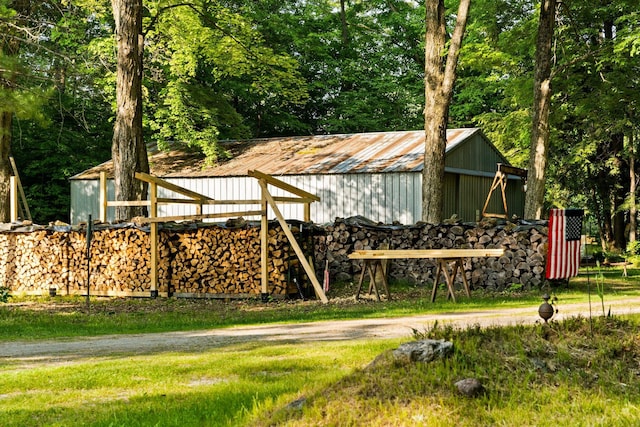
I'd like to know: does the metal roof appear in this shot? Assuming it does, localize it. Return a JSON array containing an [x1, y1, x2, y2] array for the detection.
[[72, 128, 488, 179]]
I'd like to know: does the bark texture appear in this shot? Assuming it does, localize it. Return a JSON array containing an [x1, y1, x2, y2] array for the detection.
[[111, 0, 149, 221], [422, 0, 470, 224], [524, 0, 556, 220]]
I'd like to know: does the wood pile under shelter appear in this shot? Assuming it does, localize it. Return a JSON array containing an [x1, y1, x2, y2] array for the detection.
[[0, 220, 316, 298]]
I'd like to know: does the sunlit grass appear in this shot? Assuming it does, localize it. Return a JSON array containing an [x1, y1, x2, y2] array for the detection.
[[0, 339, 402, 427], [258, 316, 640, 426]]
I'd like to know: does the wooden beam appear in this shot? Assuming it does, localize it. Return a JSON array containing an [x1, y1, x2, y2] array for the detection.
[[135, 172, 212, 202], [348, 249, 505, 259], [498, 163, 528, 178], [99, 171, 108, 223], [9, 156, 31, 221], [259, 179, 328, 303], [248, 170, 320, 202], [9, 176, 17, 222], [107, 200, 152, 207], [149, 182, 158, 296], [260, 184, 269, 297], [131, 210, 263, 224]]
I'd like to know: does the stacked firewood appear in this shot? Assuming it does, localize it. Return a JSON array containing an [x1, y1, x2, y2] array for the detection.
[[0, 216, 549, 297], [0, 229, 70, 294], [0, 221, 308, 297], [313, 217, 548, 290]]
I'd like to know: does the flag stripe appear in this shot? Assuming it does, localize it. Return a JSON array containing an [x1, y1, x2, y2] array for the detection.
[[545, 209, 583, 280]]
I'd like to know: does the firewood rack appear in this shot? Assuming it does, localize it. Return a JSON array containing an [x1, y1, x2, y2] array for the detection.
[[98, 169, 328, 303]]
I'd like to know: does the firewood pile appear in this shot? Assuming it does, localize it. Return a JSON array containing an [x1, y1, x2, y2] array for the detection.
[[0, 216, 548, 297], [0, 220, 314, 297], [313, 216, 548, 290]]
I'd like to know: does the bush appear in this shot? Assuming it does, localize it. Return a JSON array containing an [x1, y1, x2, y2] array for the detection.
[[0, 286, 10, 303], [627, 240, 640, 256]]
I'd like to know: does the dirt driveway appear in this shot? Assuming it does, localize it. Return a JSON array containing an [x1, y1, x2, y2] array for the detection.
[[4, 296, 640, 366]]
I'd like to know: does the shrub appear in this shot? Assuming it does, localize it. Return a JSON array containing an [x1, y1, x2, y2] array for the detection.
[[0, 286, 10, 303]]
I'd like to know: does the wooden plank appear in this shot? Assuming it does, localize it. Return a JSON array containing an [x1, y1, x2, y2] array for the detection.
[[131, 210, 263, 224], [260, 186, 268, 296], [249, 170, 320, 202], [498, 163, 528, 178], [9, 156, 31, 221], [99, 171, 108, 222], [135, 172, 212, 202], [154, 197, 313, 205], [348, 249, 505, 259], [259, 179, 328, 303], [9, 176, 17, 222], [150, 182, 158, 295], [107, 200, 152, 207]]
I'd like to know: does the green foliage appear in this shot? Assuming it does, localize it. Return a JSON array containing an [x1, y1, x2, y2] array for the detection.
[[143, 1, 308, 160], [626, 240, 640, 256], [0, 286, 10, 303]]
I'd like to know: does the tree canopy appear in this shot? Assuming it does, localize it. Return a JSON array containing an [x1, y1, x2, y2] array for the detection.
[[0, 0, 638, 251]]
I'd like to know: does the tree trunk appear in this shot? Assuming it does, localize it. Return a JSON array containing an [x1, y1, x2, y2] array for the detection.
[[111, 0, 149, 221], [0, 113, 12, 222], [524, 0, 556, 220], [339, 0, 349, 45], [422, 0, 471, 224]]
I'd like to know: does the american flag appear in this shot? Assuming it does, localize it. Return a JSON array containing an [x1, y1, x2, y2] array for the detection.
[[545, 208, 584, 280]]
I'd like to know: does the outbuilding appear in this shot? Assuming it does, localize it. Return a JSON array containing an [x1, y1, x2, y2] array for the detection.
[[70, 128, 525, 225]]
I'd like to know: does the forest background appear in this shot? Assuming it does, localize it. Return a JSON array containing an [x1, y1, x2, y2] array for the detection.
[[1, 0, 638, 251]]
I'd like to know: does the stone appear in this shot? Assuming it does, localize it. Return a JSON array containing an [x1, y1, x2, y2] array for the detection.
[[392, 339, 453, 363], [455, 378, 485, 397], [285, 397, 307, 410]]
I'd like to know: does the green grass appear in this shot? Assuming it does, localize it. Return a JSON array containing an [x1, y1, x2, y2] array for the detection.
[[1, 265, 640, 341], [4, 317, 638, 426], [0, 338, 401, 427], [257, 316, 640, 426], [2, 265, 640, 426]]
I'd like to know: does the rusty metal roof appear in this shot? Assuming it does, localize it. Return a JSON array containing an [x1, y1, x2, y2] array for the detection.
[[72, 128, 484, 179]]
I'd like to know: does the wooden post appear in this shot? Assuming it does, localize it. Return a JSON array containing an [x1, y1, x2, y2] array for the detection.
[[149, 181, 159, 297], [9, 176, 17, 222], [304, 202, 311, 222], [260, 184, 269, 300], [9, 156, 31, 221], [99, 171, 108, 223], [259, 179, 328, 303]]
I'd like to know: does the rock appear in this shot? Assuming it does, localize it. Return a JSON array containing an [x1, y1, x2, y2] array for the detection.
[[392, 339, 453, 363], [455, 378, 485, 397], [285, 397, 306, 410]]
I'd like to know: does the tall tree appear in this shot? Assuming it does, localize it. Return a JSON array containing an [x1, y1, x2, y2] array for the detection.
[[0, 0, 54, 222], [524, 0, 556, 219], [111, 0, 148, 220], [422, 0, 471, 223]]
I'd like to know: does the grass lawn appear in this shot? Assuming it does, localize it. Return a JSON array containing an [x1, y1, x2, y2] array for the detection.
[[1, 264, 640, 426]]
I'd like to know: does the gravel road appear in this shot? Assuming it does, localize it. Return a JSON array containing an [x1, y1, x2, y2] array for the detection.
[[3, 297, 640, 365]]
